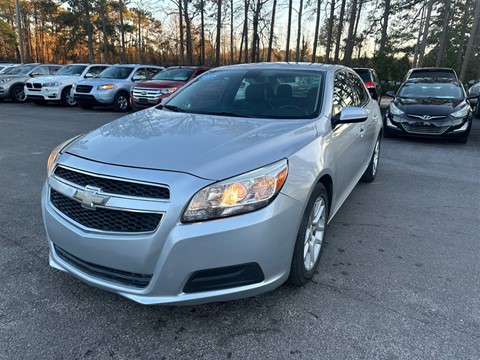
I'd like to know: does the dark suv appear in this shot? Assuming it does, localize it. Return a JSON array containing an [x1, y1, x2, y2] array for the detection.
[[404, 67, 457, 80], [352, 68, 381, 100]]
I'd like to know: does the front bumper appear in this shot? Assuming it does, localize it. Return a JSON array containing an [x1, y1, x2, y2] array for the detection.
[[42, 156, 303, 305], [25, 86, 62, 101], [385, 111, 471, 138], [74, 89, 116, 106]]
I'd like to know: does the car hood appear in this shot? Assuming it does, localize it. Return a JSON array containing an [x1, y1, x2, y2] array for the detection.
[[65, 108, 317, 180], [77, 78, 130, 85], [395, 97, 464, 116], [26, 75, 80, 84], [134, 80, 186, 88]]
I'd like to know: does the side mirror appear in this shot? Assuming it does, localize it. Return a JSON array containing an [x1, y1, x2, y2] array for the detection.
[[132, 75, 145, 81], [467, 80, 476, 86], [333, 107, 368, 128], [385, 90, 396, 97], [84, 73, 94, 78]]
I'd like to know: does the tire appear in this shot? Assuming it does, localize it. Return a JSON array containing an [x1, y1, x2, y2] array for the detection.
[[61, 87, 76, 107], [10, 85, 26, 103], [33, 99, 47, 105], [78, 103, 93, 110], [112, 92, 130, 112], [289, 183, 329, 286], [475, 106, 480, 119], [454, 123, 471, 144], [361, 135, 381, 183]]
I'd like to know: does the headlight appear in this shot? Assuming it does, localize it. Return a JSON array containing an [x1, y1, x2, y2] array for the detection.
[[389, 102, 404, 116], [46, 135, 83, 176], [182, 159, 288, 222], [43, 82, 61, 87], [97, 84, 115, 90], [0, 78, 12, 84], [159, 87, 178, 95], [451, 105, 470, 118]]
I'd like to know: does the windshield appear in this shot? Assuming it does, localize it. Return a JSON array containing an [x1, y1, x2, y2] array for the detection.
[[398, 82, 463, 100], [153, 68, 195, 81], [163, 68, 324, 119], [55, 64, 87, 76], [98, 66, 133, 79], [2, 64, 36, 75]]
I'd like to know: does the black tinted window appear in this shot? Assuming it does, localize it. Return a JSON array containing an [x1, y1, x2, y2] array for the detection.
[[333, 71, 356, 116], [348, 72, 369, 105]]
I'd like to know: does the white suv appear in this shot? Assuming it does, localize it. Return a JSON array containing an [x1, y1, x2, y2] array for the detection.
[[25, 64, 110, 106]]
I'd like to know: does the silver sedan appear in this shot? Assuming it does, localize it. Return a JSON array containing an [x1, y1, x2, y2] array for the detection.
[[42, 63, 383, 305]]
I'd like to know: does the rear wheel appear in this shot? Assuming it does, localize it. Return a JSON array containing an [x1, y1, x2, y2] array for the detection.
[[289, 183, 329, 286], [61, 87, 76, 107], [361, 135, 381, 183], [10, 85, 26, 102], [112, 92, 130, 112]]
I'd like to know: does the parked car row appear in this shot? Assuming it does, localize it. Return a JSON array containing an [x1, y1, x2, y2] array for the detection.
[[0, 63, 210, 111]]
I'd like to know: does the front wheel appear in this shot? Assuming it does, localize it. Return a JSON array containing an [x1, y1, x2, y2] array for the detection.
[[112, 92, 130, 112], [289, 183, 329, 286], [10, 85, 27, 102], [61, 87, 76, 107], [361, 135, 381, 183]]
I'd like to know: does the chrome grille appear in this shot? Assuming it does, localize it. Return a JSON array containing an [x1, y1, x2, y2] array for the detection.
[[54, 245, 152, 288], [132, 87, 161, 100], [50, 189, 162, 233], [401, 122, 449, 135], [75, 85, 93, 93], [54, 166, 170, 199]]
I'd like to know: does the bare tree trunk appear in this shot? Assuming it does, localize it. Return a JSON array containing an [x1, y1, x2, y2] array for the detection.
[[456, 0, 471, 67], [244, 0, 249, 63], [378, 0, 391, 54], [295, 0, 304, 62], [435, 0, 450, 67], [325, 0, 336, 63], [183, 0, 193, 65], [343, 0, 358, 65], [334, 0, 346, 62], [417, 0, 434, 67], [267, 0, 277, 62], [312, 0, 322, 63], [230, 0, 234, 64], [215, 0, 222, 66], [412, 5, 426, 67], [459, 0, 480, 81], [286, 0, 292, 61], [119, 0, 126, 62], [178, 0, 185, 64], [83, 0, 95, 63], [200, 0, 205, 64], [137, 10, 142, 63], [99, 0, 110, 63]]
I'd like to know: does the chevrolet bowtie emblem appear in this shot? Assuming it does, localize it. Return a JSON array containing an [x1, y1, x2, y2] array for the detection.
[[73, 185, 110, 209]]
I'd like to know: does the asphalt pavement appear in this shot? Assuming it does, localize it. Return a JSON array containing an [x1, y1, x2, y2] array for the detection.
[[1, 102, 479, 360]]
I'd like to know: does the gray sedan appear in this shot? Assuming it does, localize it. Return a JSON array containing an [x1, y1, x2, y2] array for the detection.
[[42, 63, 383, 305]]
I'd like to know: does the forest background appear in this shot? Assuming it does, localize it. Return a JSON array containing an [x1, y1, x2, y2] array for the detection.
[[1, 0, 479, 85]]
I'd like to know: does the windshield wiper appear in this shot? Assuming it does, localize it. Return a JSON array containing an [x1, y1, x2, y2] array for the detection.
[[195, 110, 251, 118], [161, 104, 185, 112]]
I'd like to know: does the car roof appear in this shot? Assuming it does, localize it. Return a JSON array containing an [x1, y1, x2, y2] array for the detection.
[[211, 62, 347, 73], [404, 77, 461, 85]]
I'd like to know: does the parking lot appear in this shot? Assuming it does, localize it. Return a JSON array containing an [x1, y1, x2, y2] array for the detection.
[[1, 102, 479, 359]]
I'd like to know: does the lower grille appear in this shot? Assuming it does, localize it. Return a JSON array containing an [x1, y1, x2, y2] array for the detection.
[[54, 245, 152, 288], [76, 85, 93, 93], [401, 123, 449, 135], [50, 189, 162, 233]]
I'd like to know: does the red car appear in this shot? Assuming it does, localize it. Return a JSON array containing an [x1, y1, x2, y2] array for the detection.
[[130, 66, 210, 110]]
